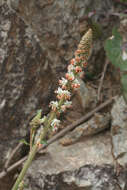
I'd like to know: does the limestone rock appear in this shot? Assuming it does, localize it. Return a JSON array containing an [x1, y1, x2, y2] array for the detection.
[[16, 0, 113, 74], [77, 78, 97, 112], [24, 131, 126, 190], [25, 165, 125, 190], [111, 96, 127, 167], [0, 3, 55, 168]]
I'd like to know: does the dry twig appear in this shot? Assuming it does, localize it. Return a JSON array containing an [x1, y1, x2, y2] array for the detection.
[[4, 142, 23, 170], [97, 60, 109, 101]]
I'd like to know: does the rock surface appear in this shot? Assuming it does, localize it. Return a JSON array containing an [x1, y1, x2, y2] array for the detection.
[[0, 3, 55, 168], [17, 0, 114, 74], [111, 96, 127, 167], [24, 119, 127, 190], [24, 130, 127, 190], [24, 164, 127, 190]]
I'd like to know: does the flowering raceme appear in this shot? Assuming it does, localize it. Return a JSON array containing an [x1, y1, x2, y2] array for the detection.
[[33, 29, 93, 145], [49, 29, 93, 132], [11, 29, 93, 190]]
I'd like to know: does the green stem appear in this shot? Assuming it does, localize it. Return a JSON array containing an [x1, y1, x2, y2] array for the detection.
[[11, 144, 38, 190], [12, 98, 65, 190]]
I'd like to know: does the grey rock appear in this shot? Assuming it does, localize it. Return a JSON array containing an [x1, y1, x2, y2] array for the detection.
[[111, 96, 127, 167], [24, 161, 127, 190], [24, 131, 116, 189], [0, 3, 56, 168], [17, 0, 113, 74], [59, 112, 110, 146], [77, 78, 97, 111], [35, 0, 54, 9], [10, 0, 20, 11]]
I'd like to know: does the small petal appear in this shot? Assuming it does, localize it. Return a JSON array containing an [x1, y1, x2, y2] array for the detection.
[[71, 79, 80, 90], [59, 78, 68, 89], [64, 100, 72, 108], [109, 35, 114, 40], [49, 101, 59, 111], [65, 72, 75, 81], [75, 66, 82, 73], [70, 58, 75, 65], [67, 64, 75, 72], [122, 50, 127, 61], [51, 118, 60, 128], [75, 57, 81, 63], [61, 105, 66, 112]]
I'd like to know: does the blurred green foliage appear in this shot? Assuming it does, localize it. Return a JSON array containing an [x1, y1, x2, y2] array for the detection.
[[120, 0, 127, 2], [105, 28, 127, 71], [104, 28, 127, 103]]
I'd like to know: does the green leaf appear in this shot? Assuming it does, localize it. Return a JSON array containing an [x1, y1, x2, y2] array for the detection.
[[20, 139, 30, 146], [104, 28, 127, 71]]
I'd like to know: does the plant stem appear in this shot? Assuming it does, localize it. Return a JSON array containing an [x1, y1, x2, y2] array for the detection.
[[11, 144, 38, 190], [11, 100, 63, 190]]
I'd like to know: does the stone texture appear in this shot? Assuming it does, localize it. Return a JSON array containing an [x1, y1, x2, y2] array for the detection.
[[25, 165, 125, 190], [111, 96, 127, 167], [16, 0, 113, 74], [0, 3, 56, 168], [76, 78, 97, 112], [24, 131, 115, 189], [59, 112, 110, 146]]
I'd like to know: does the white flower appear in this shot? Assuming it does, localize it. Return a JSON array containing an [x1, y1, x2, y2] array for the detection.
[[70, 58, 76, 65], [51, 118, 60, 127], [59, 77, 68, 85], [49, 101, 59, 111], [109, 35, 114, 40], [71, 78, 80, 89], [61, 100, 72, 112], [63, 90, 71, 96], [64, 100, 72, 108], [55, 87, 63, 95], [59, 77, 68, 89], [122, 50, 127, 61], [61, 105, 66, 112], [67, 64, 75, 72], [73, 79, 80, 84], [65, 72, 75, 81], [55, 87, 71, 100], [52, 125, 58, 132]]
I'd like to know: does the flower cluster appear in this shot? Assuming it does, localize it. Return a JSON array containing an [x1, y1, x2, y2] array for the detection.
[[55, 87, 71, 100], [48, 29, 92, 132], [71, 79, 80, 89], [61, 100, 72, 112], [51, 118, 61, 132], [49, 101, 59, 111], [59, 77, 68, 89]]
